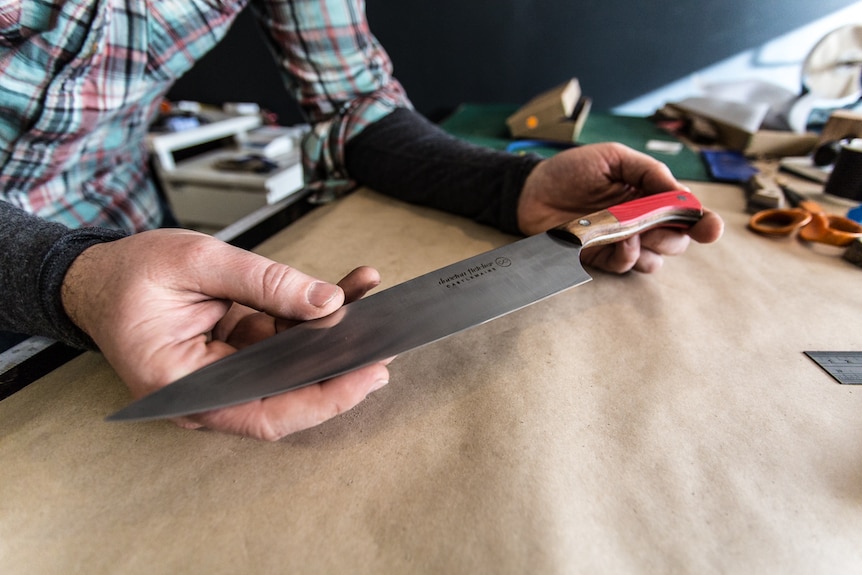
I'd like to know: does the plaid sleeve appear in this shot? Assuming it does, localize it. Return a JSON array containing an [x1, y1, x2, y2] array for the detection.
[[249, 0, 413, 189]]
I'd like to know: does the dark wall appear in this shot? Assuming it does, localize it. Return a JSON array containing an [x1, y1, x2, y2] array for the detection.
[[169, 1, 858, 124]]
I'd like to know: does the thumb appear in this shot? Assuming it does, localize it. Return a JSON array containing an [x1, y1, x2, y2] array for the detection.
[[194, 240, 345, 321]]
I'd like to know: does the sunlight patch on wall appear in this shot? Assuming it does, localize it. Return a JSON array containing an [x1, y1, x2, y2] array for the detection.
[[614, 2, 862, 116]]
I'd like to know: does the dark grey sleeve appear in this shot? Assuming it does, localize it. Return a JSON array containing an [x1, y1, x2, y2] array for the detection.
[[344, 108, 542, 236], [0, 201, 127, 349]]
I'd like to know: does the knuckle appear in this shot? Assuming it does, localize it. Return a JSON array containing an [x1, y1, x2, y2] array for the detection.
[[259, 262, 299, 301], [254, 409, 290, 442], [315, 400, 347, 427], [259, 426, 285, 442]]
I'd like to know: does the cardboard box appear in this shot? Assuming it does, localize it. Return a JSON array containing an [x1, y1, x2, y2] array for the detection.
[[744, 130, 820, 157], [506, 79, 592, 142], [666, 98, 819, 157], [819, 109, 862, 144]]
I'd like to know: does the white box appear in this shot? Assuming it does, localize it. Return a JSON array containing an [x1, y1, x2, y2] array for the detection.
[[149, 115, 306, 228]]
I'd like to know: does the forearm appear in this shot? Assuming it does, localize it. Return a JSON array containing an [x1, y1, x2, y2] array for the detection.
[[250, 0, 413, 184], [345, 108, 542, 235], [0, 201, 126, 349]]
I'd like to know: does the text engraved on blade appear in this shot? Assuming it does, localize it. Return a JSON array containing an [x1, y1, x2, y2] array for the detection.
[[437, 258, 512, 289]]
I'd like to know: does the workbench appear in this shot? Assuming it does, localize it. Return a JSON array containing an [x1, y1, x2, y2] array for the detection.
[[1, 181, 860, 574]]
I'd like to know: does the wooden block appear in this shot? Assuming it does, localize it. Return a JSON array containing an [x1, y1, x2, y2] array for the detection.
[[744, 174, 785, 213], [819, 110, 862, 144], [506, 79, 591, 142]]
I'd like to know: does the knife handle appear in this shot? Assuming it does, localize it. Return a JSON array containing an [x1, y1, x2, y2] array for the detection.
[[551, 191, 703, 247]]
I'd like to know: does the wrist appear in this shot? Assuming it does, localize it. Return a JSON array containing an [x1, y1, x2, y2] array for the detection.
[[52, 230, 127, 350], [517, 160, 555, 236], [60, 243, 102, 341]]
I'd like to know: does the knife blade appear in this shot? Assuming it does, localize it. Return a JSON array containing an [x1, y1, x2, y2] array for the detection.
[[108, 190, 702, 422]]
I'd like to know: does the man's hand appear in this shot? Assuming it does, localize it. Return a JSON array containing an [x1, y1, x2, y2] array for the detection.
[[61, 229, 390, 441], [518, 143, 724, 273]]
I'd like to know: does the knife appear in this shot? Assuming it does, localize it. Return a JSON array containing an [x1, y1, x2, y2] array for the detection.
[[108, 190, 702, 422]]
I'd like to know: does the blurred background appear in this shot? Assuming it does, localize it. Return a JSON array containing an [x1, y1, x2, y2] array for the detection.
[[168, 1, 862, 124]]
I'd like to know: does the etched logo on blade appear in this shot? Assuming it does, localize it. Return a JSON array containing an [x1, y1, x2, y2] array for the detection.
[[438, 259, 511, 289]]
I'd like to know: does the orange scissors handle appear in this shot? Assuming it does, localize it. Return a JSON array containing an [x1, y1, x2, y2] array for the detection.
[[748, 208, 812, 236], [748, 185, 862, 246], [798, 213, 862, 247]]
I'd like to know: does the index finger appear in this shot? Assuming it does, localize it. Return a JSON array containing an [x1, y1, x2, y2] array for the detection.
[[608, 143, 683, 194]]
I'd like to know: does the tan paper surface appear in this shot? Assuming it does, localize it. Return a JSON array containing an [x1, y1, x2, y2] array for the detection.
[[2, 185, 861, 574]]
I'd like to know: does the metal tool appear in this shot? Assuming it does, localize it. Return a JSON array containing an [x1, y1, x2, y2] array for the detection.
[[748, 185, 862, 247], [804, 351, 862, 385], [108, 191, 703, 422]]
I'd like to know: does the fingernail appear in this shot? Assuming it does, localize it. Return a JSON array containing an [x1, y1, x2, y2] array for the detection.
[[307, 282, 340, 308], [370, 378, 389, 393]]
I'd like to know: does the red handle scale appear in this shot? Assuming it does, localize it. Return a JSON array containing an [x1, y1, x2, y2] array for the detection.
[[553, 191, 704, 247]]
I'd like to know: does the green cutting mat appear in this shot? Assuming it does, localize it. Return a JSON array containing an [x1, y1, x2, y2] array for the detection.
[[440, 103, 709, 182]]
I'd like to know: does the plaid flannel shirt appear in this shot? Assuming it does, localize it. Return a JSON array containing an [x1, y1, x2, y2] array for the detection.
[[0, 0, 410, 232]]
